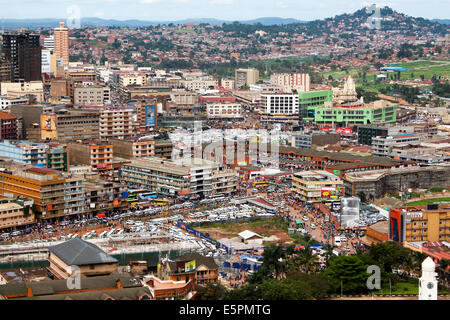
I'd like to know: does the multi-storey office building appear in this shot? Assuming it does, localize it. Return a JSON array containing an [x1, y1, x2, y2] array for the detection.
[[99, 109, 134, 141], [2, 33, 41, 82], [84, 181, 128, 218], [53, 22, 69, 73], [0, 112, 18, 140], [120, 158, 237, 199], [0, 198, 35, 230], [292, 170, 343, 203], [0, 140, 48, 167], [390, 206, 450, 243], [357, 125, 414, 146], [0, 81, 44, 102], [0, 166, 67, 220], [0, 96, 29, 110], [314, 100, 397, 126], [371, 134, 421, 156], [46, 143, 69, 172], [40, 109, 100, 141], [298, 90, 333, 122], [259, 94, 299, 123], [235, 68, 259, 88], [67, 141, 113, 177], [206, 103, 242, 119], [270, 73, 310, 93], [112, 138, 173, 160], [73, 86, 110, 106]]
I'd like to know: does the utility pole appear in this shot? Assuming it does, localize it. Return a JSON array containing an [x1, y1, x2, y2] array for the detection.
[[389, 278, 392, 296]]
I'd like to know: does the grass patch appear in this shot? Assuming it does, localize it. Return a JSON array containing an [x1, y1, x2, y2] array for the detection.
[[426, 187, 448, 193], [374, 280, 418, 295], [372, 279, 450, 295], [289, 233, 321, 246], [196, 217, 289, 234], [407, 197, 450, 206]]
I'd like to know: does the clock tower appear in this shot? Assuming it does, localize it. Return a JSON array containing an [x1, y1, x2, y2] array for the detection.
[[419, 257, 438, 300]]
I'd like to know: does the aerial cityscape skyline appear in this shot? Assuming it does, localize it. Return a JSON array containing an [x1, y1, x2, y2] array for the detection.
[[0, 0, 448, 306], [0, 0, 448, 21]]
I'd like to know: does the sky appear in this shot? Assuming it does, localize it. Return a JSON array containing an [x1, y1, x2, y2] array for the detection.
[[0, 0, 448, 21]]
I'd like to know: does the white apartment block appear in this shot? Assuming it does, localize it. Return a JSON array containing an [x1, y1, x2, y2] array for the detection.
[[0, 96, 29, 110], [372, 134, 421, 156], [221, 79, 235, 90], [270, 73, 311, 93], [182, 79, 218, 92], [260, 94, 299, 115], [99, 109, 134, 140], [206, 103, 243, 119], [119, 74, 146, 87]]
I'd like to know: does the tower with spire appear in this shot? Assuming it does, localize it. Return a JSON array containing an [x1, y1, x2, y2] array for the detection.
[[419, 257, 438, 300]]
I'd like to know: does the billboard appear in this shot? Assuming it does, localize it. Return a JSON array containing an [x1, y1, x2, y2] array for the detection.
[[185, 260, 196, 272], [321, 187, 345, 199], [336, 127, 353, 134], [145, 105, 156, 127], [341, 197, 360, 216], [41, 114, 57, 140]]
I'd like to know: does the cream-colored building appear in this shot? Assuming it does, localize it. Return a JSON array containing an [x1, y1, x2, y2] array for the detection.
[[235, 68, 259, 88], [206, 103, 242, 119], [74, 86, 110, 106], [48, 238, 118, 279], [120, 74, 146, 87], [0, 81, 44, 102], [0, 199, 35, 230], [292, 170, 343, 202], [99, 109, 134, 140], [270, 73, 310, 93], [404, 208, 450, 242]]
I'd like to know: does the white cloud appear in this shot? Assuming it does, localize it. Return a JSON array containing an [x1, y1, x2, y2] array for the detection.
[[275, 1, 288, 9], [211, 0, 234, 5]]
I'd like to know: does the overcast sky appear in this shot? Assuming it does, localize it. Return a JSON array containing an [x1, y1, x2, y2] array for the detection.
[[0, 0, 448, 21]]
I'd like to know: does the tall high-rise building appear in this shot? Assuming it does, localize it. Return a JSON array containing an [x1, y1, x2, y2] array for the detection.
[[54, 22, 69, 73], [235, 68, 259, 89], [2, 33, 42, 82], [43, 36, 55, 50]]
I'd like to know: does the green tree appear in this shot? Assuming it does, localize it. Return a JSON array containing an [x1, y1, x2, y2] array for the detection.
[[198, 282, 228, 300], [368, 242, 412, 274], [325, 255, 369, 294], [294, 246, 319, 274]]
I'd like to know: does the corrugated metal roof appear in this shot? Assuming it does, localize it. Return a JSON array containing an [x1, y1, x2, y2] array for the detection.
[[49, 238, 118, 266]]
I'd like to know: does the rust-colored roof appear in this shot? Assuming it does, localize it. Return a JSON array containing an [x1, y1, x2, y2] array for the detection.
[[0, 112, 16, 120]]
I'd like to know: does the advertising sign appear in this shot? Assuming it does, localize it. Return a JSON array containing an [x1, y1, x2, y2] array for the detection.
[[336, 127, 353, 134], [321, 187, 345, 199], [185, 260, 196, 272], [146, 105, 156, 126], [41, 114, 57, 140]]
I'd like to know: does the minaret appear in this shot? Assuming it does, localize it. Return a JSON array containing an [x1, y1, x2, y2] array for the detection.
[[419, 257, 438, 300]]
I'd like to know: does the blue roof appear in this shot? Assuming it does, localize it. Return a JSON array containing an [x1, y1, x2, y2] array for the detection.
[[380, 67, 407, 72]]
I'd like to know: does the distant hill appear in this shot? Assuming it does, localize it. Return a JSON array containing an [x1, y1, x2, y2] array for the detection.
[[432, 19, 450, 25], [0, 16, 306, 29]]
